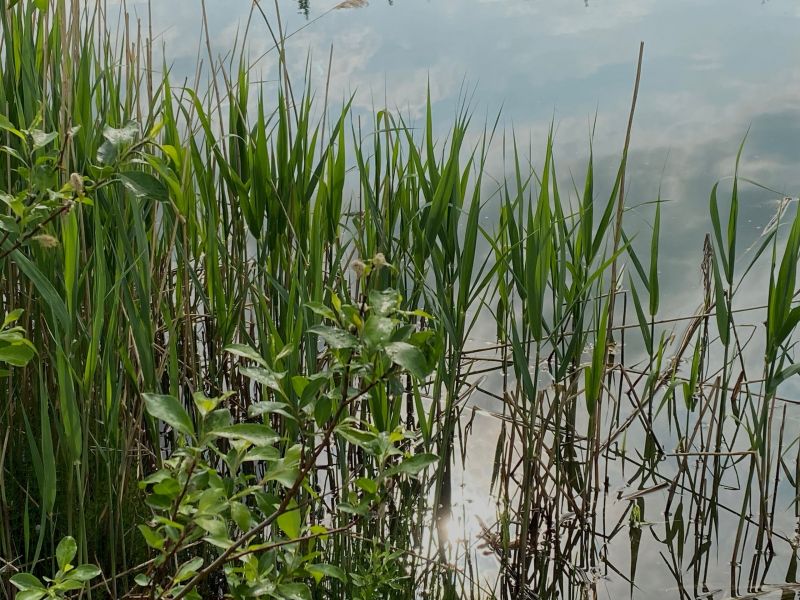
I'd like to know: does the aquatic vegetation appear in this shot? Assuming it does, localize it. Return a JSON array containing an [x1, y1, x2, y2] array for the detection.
[[1, 1, 799, 599]]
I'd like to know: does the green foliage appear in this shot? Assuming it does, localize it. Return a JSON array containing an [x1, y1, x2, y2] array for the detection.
[[10, 537, 101, 599], [134, 290, 436, 599]]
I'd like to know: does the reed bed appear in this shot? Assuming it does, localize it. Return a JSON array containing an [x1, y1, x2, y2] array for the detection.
[[1, 1, 799, 599]]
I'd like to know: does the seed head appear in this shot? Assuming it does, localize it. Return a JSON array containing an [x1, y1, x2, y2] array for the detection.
[[69, 172, 84, 195], [372, 252, 387, 269], [351, 259, 366, 277], [33, 234, 59, 249]]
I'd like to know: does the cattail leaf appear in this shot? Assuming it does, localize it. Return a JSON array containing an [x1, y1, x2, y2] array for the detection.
[[710, 245, 729, 346], [649, 199, 661, 316], [709, 183, 730, 282]]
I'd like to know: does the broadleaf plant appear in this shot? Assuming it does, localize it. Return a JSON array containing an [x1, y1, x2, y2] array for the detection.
[[134, 289, 438, 599]]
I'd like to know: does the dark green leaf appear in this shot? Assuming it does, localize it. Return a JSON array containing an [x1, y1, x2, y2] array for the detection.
[[385, 342, 429, 379], [211, 424, 279, 446], [239, 365, 285, 396], [306, 301, 337, 322], [68, 565, 101, 582], [56, 536, 77, 570], [309, 325, 359, 349], [277, 583, 312, 600], [142, 394, 194, 438], [389, 453, 438, 477], [9, 573, 45, 591], [369, 289, 402, 316], [363, 315, 395, 349], [118, 171, 168, 202]]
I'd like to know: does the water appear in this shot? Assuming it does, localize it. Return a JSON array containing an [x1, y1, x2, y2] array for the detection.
[[145, 0, 800, 313], [140, 1, 800, 596]]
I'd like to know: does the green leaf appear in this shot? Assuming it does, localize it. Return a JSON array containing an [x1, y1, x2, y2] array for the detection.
[[3, 309, 23, 327], [224, 344, 266, 366], [385, 342, 429, 379], [649, 199, 661, 316], [336, 425, 377, 448], [768, 363, 800, 395], [309, 325, 359, 349], [9, 573, 45, 591], [137, 524, 164, 550], [277, 583, 312, 600], [230, 501, 253, 531], [307, 563, 346, 584], [248, 401, 291, 418], [142, 394, 194, 438], [355, 477, 377, 494], [174, 557, 203, 583], [206, 408, 232, 431], [369, 289, 402, 316], [306, 301, 337, 322], [243, 446, 280, 462], [295, 374, 329, 406], [266, 445, 301, 487], [363, 315, 395, 349], [239, 365, 285, 395], [97, 122, 139, 164], [152, 477, 181, 498], [0, 114, 24, 141], [195, 517, 227, 537], [0, 340, 35, 366], [277, 500, 302, 539], [67, 565, 101, 582], [56, 536, 77, 570], [10, 251, 70, 331], [28, 129, 57, 150], [118, 171, 168, 202], [711, 246, 729, 347], [15, 591, 47, 600], [389, 453, 438, 477], [192, 391, 232, 417], [211, 424, 279, 446]]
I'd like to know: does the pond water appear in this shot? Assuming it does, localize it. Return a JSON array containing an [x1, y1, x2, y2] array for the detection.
[[138, 1, 800, 597], [144, 0, 800, 317]]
